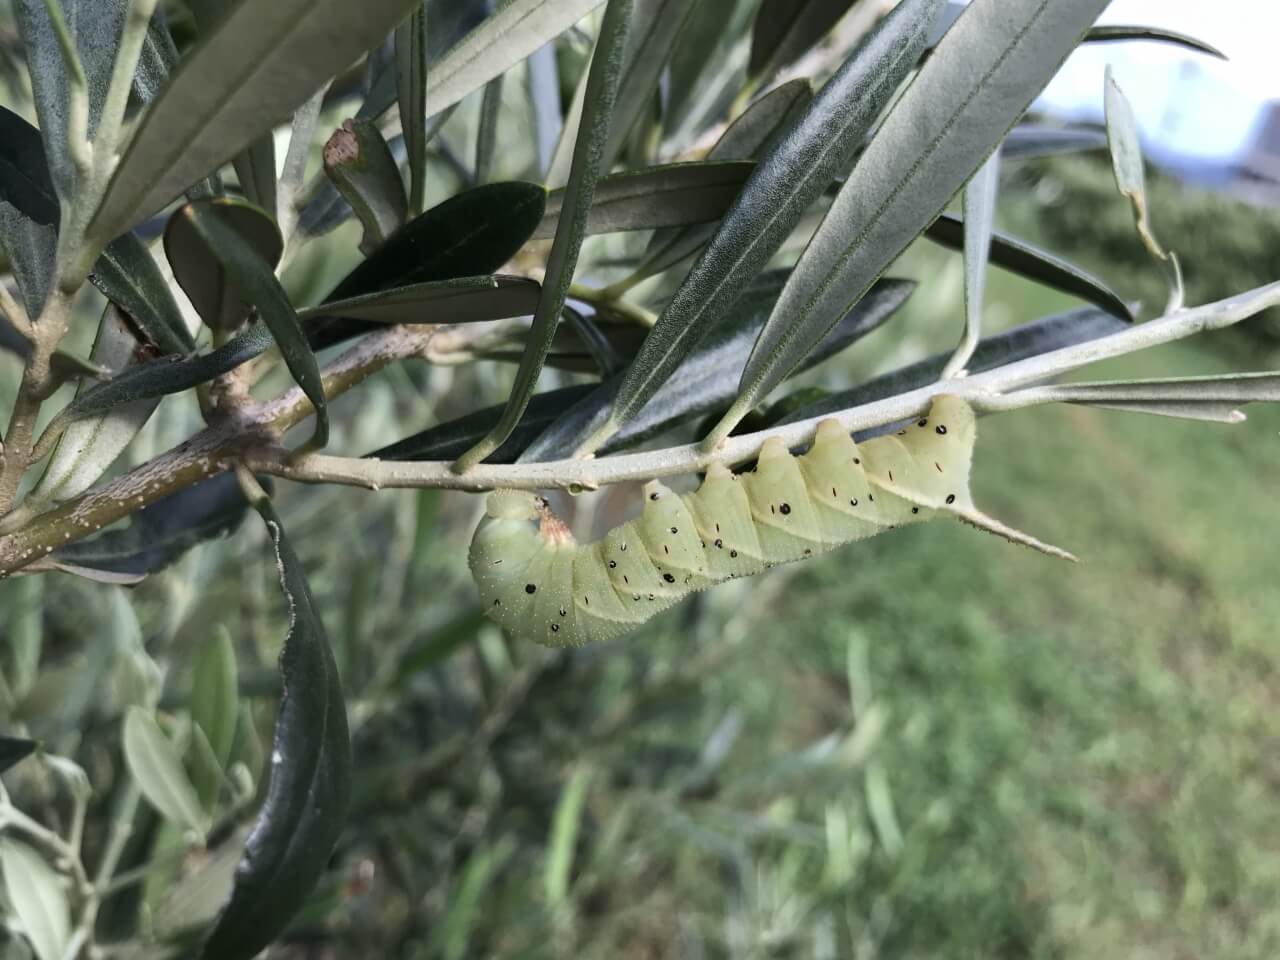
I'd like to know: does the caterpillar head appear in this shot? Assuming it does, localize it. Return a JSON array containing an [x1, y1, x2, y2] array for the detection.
[[485, 490, 544, 521]]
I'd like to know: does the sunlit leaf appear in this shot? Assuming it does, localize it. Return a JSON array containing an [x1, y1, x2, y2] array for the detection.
[[0, 838, 70, 960], [124, 706, 209, 834]]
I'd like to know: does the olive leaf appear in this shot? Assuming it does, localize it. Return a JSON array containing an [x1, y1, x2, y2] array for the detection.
[[200, 498, 351, 960], [322, 119, 409, 256], [395, 4, 429, 212], [0, 736, 37, 775], [717, 0, 1112, 446], [123, 706, 209, 834]]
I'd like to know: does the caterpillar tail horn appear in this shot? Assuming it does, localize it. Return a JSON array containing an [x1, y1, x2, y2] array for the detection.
[[948, 506, 1078, 562]]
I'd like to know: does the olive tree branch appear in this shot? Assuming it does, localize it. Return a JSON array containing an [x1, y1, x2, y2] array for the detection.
[[1, 279, 1277, 576]]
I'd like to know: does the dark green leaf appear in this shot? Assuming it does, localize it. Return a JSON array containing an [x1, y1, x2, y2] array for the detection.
[[532, 161, 755, 240], [1083, 25, 1226, 59], [308, 181, 547, 349], [598, 0, 939, 451], [183, 201, 327, 449], [562, 305, 623, 376], [53, 324, 270, 425], [368, 384, 598, 462], [474, 76, 504, 184], [200, 499, 351, 960], [924, 213, 1134, 323], [322, 119, 408, 256], [453, 0, 634, 470], [87, 0, 422, 241], [0, 736, 37, 775], [0, 107, 192, 352], [164, 198, 283, 332], [50, 473, 255, 580], [724, 0, 1111, 442], [521, 275, 913, 461], [231, 136, 277, 218], [301, 276, 540, 326], [749, 0, 859, 82], [0, 202, 56, 319], [774, 307, 1130, 426]]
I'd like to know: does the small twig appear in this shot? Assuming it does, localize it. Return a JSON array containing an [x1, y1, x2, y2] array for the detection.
[[0, 283, 33, 340], [569, 283, 656, 329]]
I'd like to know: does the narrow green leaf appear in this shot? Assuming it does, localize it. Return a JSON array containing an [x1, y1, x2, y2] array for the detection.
[[1008, 371, 1280, 423], [301, 276, 540, 326], [50, 325, 270, 429], [395, 4, 429, 213], [1104, 65, 1183, 311], [231, 136, 277, 219], [720, 0, 1111, 446], [527, 40, 561, 175], [187, 722, 227, 814], [51, 473, 255, 580], [87, 0, 421, 241], [308, 181, 547, 349], [387, 0, 606, 135], [1084, 25, 1226, 59], [164, 197, 283, 332], [14, 0, 140, 196], [182, 201, 327, 450], [775, 307, 1129, 426], [454, 0, 634, 471], [0, 107, 191, 351], [0, 736, 37, 775], [367, 384, 598, 463], [190, 627, 240, 775], [594, 0, 940, 452], [0, 838, 70, 960], [521, 276, 913, 461], [546, 765, 593, 907], [322, 119, 409, 257], [923, 214, 1134, 322], [532, 161, 755, 240], [123, 706, 209, 834], [200, 499, 351, 960], [632, 79, 814, 284], [474, 76, 504, 184], [942, 149, 1000, 379], [749, 0, 859, 83], [0, 202, 56, 319], [603, 0, 702, 168], [30, 306, 163, 506]]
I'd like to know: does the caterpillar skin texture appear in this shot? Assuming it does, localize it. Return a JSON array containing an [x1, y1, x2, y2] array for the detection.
[[469, 397, 1070, 647]]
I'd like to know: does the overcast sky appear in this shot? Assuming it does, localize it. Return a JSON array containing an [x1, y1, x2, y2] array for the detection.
[[1037, 0, 1277, 160]]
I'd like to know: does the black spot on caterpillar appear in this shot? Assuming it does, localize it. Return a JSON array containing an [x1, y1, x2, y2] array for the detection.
[[468, 397, 1074, 647]]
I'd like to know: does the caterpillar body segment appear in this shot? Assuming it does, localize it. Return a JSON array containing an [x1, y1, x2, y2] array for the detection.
[[468, 397, 1070, 647]]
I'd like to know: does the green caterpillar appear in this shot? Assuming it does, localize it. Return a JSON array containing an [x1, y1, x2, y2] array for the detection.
[[468, 397, 1070, 646]]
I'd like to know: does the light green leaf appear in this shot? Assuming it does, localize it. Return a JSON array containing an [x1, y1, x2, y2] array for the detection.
[[1104, 65, 1183, 311], [191, 626, 239, 773], [387, 0, 605, 140], [454, 0, 634, 471], [87, 0, 422, 241], [591, 0, 939, 453], [545, 765, 593, 907], [532, 161, 755, 240], [395, 4, 429, 213], [30, 305, 162, 506], [942, 148, 1000, 379], [231, 136, 277, 219], [123, 706, 208, 834], [716, 0, 1111, 447], [632, 78, 813, 284], [0, 839, 70, 960], [181, 200, 328, 450], [321, 119, 408, 256], [301, 276, 540, 326], [1005, 371, 1280, 423]]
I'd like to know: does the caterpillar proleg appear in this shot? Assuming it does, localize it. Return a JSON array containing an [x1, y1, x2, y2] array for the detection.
[[468, 397, 1072, 646]]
